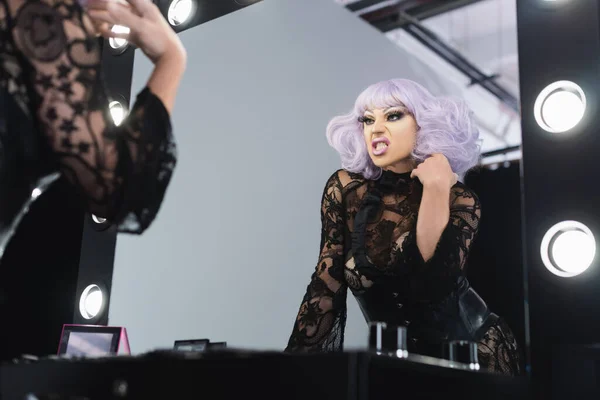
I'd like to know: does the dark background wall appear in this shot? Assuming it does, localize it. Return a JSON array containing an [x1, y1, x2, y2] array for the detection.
[[465, 161, 527, 372]]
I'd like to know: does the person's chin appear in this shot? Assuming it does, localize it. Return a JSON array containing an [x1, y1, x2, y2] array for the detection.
[[370, 153, 413, 169], [370, 155, 390, 168]]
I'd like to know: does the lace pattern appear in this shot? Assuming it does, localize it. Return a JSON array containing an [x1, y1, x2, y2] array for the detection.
[[0, 0, 176, 233], [478, 318, 522, 376], [286, 169, 522, 376], [285, 171, 348, 352]]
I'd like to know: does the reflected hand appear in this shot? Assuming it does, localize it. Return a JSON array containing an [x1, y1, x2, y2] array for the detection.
[[85, 0, 185, 64]]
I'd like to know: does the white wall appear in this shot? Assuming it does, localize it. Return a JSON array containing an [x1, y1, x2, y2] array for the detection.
[[108, 0, 459, 354]]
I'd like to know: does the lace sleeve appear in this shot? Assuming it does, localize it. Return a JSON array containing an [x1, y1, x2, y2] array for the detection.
[[285, 171, 348, 352], [401, 184, 481, 302], [4, 0, 176, 233]]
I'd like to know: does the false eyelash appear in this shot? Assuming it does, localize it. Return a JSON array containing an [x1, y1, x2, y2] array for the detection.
[[387, 111, 404, 119], [358, 112, 403, 124]]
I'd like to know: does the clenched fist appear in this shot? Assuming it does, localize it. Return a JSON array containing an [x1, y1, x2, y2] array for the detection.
[[410, 153, 458, 190]]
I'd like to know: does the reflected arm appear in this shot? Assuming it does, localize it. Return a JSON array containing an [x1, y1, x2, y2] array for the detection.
[[3, 0, 180, 232]]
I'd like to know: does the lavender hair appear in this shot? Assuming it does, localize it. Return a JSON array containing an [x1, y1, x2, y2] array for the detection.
[[325, 79, 481, 180]]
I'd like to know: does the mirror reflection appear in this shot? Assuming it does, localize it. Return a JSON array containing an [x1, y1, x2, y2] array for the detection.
[[283, 78, 520, 377], [11, 0, 594, 395], [109, 0, 526, 380]]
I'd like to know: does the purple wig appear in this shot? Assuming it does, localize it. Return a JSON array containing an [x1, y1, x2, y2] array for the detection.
[[325, 79, 481, 180]]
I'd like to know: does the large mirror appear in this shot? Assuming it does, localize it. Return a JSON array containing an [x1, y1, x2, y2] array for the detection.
[[109, 0, 527, 378]]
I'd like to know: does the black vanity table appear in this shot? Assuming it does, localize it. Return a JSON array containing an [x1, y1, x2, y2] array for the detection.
[[0, 349, 531, 400]]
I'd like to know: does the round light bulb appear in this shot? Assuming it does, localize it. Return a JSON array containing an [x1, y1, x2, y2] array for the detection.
[[540, 221, 596, 277], [109, 101, 127, 126], [534, 81, 586, 133], [84, 289, 103, 317], [91, 214, 107, 224], [79, 284, 105, 320], [108, 25, 130, 50], [551, 230, 595, 275], [168, 0, 195, 26]]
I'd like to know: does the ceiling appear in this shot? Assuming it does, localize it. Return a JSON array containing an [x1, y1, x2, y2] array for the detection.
[[335, 0, 522, 164]]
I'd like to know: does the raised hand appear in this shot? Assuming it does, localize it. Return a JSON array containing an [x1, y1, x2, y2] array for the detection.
[[85, 0, 185, 64], [410, 153, 458, 189]]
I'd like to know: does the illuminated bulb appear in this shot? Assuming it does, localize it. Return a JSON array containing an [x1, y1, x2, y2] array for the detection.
[[534, 81, 586, 133], [91, 214, 107, 224], [168, 0, 195, 26], [540, 221, 596, 277], [79, 284, 105, 319], [108, 25, 130, 50], [552, 230, 595, 274], [85, 290, 103, 317], [109, 101, 127, 126]]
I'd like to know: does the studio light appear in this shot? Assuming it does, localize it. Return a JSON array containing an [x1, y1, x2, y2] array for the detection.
[[79, 284, 106, 320], [109, 100, 128, 126], [108, 25, 130, 52], [167, 0, 195, 26], [540, 220, 596, 277], [91, 214, 107, 224], [533, 81, 586, 133]]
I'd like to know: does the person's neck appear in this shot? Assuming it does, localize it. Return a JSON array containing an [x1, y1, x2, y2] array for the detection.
[[383, 160, 415, 174]]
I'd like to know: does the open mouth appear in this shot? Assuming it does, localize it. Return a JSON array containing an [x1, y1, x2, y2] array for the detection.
[[372, 138, 390, 156]]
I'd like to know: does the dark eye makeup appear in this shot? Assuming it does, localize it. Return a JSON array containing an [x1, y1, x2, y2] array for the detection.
[[358, 109, 405, 125]]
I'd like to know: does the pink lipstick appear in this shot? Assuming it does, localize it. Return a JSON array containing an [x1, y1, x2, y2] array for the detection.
[[372, 137, 390, 156]]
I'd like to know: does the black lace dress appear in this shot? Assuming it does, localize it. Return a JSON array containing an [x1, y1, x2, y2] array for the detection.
[[0, 0, 176, 239], [285, 169, 521, 376]]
